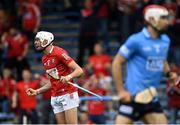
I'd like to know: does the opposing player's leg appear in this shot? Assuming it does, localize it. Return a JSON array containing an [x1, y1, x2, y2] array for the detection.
[[142, 112, 168, 124], [116, 102, 138, 124], [115, 115, 133, 124], [141, 100, 168, 124], [65, 107, 78, 124], [55, 112, 66, 124]]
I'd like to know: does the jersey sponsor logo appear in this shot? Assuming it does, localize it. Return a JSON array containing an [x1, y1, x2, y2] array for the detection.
[[46, 68, 58, 78], [120, 45, 130, 55], [146, 57, 164, 71]]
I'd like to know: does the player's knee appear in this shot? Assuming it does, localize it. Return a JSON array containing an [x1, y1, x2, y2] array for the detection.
[[157, 116, 168, 124], [144, 113, 168, 124]]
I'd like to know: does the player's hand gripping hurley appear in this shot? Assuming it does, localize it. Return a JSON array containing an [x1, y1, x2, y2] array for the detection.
[[46, 68, 103, 100]]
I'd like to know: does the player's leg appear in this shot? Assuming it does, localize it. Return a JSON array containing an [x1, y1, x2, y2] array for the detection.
[[115, 114, 133, 124], [116, 102, 138, 124], [64, 92, 79, 124], [51, 96, 66, 124], [141, 100, 168, 124], [65, 107, 78, 124], [55, 112, 66, 124], [29, 109, 38, 124], [142, 112, 168, 124], [19, 109, 27, 124]]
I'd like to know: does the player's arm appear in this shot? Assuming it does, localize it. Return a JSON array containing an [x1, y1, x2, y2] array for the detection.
[[112, 35, 137, 102], [22, 43, 29, 58], [0, 32, 8, 48], [112, 54, 132, 102], [60, 61, 84, 83], [26, 78, 51, 96], [12, 90, 18, 108], [164, 61, 171, 74], [112, 54, 126, 93], [164, 61, 178, 84], [68, 61, 84, 78]]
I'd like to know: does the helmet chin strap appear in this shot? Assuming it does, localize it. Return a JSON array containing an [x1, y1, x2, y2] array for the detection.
[[42, 41, 53, 51], [35, 40, 53, 52]]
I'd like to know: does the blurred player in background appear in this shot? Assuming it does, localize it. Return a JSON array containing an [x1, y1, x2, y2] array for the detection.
[[26, 31, 84, 124], [112, 5, 179, 124], [0, 68, 16, 114], [86, 42, 112, 93], [12, 69, 39, 124], [1, 27, 29, 81], [83, 75, 107, 124]]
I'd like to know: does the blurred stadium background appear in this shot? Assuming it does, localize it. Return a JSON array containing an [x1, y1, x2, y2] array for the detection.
[[0, 0, 180, 124]]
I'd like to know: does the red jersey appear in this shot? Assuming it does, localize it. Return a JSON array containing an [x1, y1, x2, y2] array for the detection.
[[88, 54, 111, 77], [5, 34, 28, 58], [16, 80, 39, 110], [167, 65, 180, 108], [92, 0, 108, 18], [88, 88, 106, 115], [42, 46, 77, 96], [28, 0, 43, 6], [0, 79, 3, 96], [0, 78, 16, 99], [167, 82, 180, 108]]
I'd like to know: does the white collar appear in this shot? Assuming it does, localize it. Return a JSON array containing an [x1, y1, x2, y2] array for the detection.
[[49, 46, 54, 54]]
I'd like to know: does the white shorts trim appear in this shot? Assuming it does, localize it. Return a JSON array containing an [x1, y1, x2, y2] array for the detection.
[[51, 92, 79, 114]]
